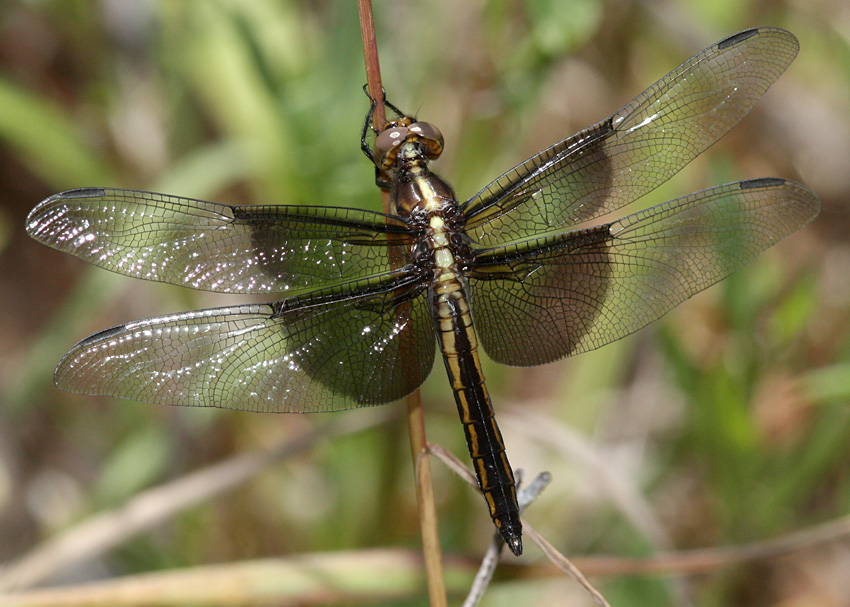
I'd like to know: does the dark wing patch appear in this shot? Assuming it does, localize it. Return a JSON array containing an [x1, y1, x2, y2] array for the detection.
[[469, 179, 819, 366], [54, 271, 436, 412]]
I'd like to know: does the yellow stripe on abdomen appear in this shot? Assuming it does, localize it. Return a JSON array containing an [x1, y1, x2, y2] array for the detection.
[[429, 277, 522, 553]]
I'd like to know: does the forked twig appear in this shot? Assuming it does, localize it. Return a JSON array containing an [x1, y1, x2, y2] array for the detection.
[[428, 443, 611, 607], [462, 470, 553, 607]]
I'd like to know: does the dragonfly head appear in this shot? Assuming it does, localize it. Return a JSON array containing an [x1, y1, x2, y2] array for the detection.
[[373, 117, 444, 171]]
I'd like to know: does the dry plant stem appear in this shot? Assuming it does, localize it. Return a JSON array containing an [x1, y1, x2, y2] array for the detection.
[[524, 523, 612, 607], [429, 442, 850, 601], [429, 443, 476, 485], [358, 0, 386, 130], [410, 395, 448, 607], [462, 539, 501, 607], [357, 2, 447, 606]]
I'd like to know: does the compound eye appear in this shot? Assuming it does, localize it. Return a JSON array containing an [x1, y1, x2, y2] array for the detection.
[[374, 126, 410, 166], [409, 121, 444, 159]]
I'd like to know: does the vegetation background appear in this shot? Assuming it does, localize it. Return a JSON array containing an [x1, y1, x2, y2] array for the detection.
[[0, 0, 848, 605]]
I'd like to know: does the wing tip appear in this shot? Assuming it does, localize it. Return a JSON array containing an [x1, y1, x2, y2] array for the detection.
[[57, 188, 108, 200], [718, 28, 760, 50], [26, 188, 109, 237], [740, 177, 787, 189], [739, 177, 821, 219], [717, 27, 797, 51]]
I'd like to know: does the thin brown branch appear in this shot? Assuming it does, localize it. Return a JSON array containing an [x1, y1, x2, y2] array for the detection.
[[524, 523, 612, 607], [411, 426, 448, 607], [357, 3, 446, 606], [428, 443, 476, 486], [358, 0, 386, 133]]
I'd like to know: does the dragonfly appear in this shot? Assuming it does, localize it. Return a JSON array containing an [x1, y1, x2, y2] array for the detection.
[[27, 27, 819, 556]]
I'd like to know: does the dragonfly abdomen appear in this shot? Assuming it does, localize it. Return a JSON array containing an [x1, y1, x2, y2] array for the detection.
[[429, 276, 522, 555]]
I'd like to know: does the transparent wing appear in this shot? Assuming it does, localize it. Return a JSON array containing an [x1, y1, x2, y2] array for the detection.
[[469, 179, 819, 366], [27, 188, 417, 294], [54, 271, 435, 411], [462, 27, 800, 246]]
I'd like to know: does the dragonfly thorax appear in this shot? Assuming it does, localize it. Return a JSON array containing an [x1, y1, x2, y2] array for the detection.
[[392, 165, 459, 217], [403, 180, 472, 284]]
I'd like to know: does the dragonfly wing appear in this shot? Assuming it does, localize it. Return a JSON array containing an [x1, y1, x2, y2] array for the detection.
[[469, 179, 819, 366], [54, 270, 435, 412], [462, 27, 800, 246], [26, 188, 417, 294]]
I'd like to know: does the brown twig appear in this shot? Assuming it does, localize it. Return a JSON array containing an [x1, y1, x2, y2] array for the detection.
[[410, 402, 448, 607], [357, 3, 447, 606], [359, 0, 386, 133], [524, 523, 612, 607]]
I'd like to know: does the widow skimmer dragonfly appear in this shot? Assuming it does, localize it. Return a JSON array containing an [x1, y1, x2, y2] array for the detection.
[[27, 27, 819, 556]]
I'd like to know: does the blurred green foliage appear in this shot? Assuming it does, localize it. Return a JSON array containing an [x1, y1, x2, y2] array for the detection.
[[0, 1, 848, 606]]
